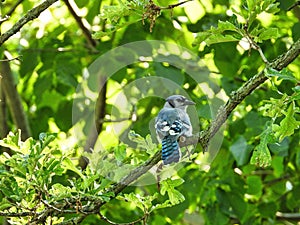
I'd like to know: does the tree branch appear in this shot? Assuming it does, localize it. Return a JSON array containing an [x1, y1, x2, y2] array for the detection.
[[0, 0, 25, 26], [90, 38, 300, 211], [199, 38, 300, 150], [0, 0, 59, 46], [98, 211, 148, 225], [276, 212, 300, 220], [0, 55, 22, 62], [0, 60, 31, 140], [0, 211, 37, 217], [0, 75, 11, 155], [287, 1, 300, 11], [62, 0, 102, 169], [63, 0, 98, 49], [0, 75, 8, 137]]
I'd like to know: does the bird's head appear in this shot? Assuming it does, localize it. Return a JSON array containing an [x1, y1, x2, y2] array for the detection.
[[164, 95, 195, 110]]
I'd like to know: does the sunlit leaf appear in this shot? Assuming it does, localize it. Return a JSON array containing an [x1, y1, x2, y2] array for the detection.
[[49, 183, 73, 200], [265, 67, 298, 83], [193, 20, 241, 46], [160, 178, 185, 205], [274, 102, 300, 142], [114, 144, 127, 162], [62, 157, 85, 179], [257, 28, 280, 42], [0, 130, 22, 152], [250, 125, 274, 167]]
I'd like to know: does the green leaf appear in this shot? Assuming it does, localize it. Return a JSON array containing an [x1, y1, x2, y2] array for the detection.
[[265, 2, 280, 14], [145, 134, 158, 155], [151, 199, 173, 212], [121, 193, 145, 211], [39, 133, 56, 150], [206, 203, 230, 225], [38, 90, 63, 111], [167, 189, 185, 205], [193, 20, 242, 46], [192, 32, 211, 46], [117, 193, 158, 212], [273, 102, 300, 142], [62, 157, 85, 179], [0, 130, 22, 152], [268, 138, 289, 156], [271, 156, 284, 177], [205, 34, 240, 46], [160, 178, 185, 205], [194, 30, 240, 46], [230, 136, 251, 166], [114, 144, 127, 162], [257, 28, 280, 42], [246, 176, 262, 198], [128, 131, 157, 155], [0, 201, 12, 211], [265, 67, 298, 83], [49, 183, 73, 200], [250, 125, 274, 167], [154, 63, 185, 86], [246, 0, 255, 11], [258, 202, 278, 218], [258, 94, 289, 118], [227, 192, 247, 221], [218, 20, 237, 31]]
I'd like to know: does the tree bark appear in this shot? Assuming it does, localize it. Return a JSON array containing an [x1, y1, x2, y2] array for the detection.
[[0, 61, 31, 140]]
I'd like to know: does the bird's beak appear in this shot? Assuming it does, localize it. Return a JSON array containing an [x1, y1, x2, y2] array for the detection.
[[184, 99, 196, 105]]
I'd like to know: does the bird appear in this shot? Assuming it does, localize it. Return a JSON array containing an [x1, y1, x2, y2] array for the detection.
[[155, 95, 195, 165]]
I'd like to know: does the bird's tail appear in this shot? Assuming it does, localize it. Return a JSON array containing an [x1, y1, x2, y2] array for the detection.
[[161, 137, 181, 165]]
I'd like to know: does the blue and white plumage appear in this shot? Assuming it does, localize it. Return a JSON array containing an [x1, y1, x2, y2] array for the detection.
[[155, 95, 195, 165]]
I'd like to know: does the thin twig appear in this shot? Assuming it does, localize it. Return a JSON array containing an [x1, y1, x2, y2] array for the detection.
[[0, 0, 59, 46], [41, 199, 77, 214], [160, 0, 193, 9], [0, 55, 22, 62], [0, 211, 37, 217], [276, 212, 300, 220], [0, 15, 9, 23], [0, 0, 24, 25], [99, 211, 149, 225], [287, 0, 300, 11], [63, 0, 98, 49], [244, 24, 269, 64], [99, 117, 133, 123]]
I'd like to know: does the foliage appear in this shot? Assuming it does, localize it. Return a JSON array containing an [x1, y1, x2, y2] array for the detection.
[[0, 0, 300, 224]]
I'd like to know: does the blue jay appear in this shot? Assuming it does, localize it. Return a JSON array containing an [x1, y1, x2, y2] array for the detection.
[[155, 95, 195, 165]]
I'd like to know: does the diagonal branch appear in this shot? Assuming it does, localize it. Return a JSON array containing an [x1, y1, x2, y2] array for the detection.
[[199, 38, 300, 150], [0, 60, 31, 140], [0, 0, 59, 46], [63, 0, 98, 49], [0, 0, 25, 26], [95, 38, 300, 210], [1, 39, 299, 220]]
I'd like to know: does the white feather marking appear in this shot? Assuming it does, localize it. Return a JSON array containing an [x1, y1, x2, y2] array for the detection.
[[169, 130, 179, 135], [162, 126, 170, 131]]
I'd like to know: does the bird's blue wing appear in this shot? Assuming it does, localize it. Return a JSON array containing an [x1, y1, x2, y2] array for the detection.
[[155, 108, 183, 164]]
